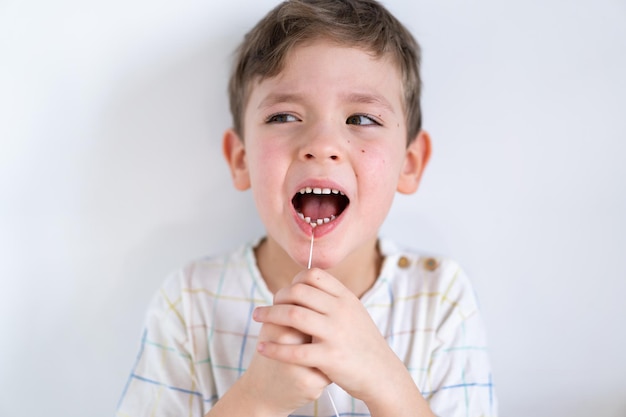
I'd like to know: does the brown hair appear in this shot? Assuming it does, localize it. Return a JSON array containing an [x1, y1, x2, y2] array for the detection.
[[228, 0, 422, 143]]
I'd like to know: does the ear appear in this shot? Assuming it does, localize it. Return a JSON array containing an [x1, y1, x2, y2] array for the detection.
[[222, 128, 251, 191], [397, 130, 432, 194]]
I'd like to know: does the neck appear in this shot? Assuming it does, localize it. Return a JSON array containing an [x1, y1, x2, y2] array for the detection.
[[255, 236, 382, 298]]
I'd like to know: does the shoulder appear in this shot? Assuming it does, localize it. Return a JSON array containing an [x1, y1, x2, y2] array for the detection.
[[377, 238, 479, 313], [161, 240, 256, 291], [149, 240, 268, 319]]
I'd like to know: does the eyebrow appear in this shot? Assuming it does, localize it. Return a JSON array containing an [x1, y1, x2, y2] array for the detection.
[[342, 92, 396, 115], [257, 91, 397, 114], [257, 93, 304, 110]]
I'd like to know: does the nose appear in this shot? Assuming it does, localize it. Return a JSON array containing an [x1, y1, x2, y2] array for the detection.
[[299, 124, 343, 162]]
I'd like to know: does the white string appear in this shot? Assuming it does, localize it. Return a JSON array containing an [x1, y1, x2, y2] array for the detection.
[[307, 231, 314, 270], [327, 388, 339, 417], [306, 229, 339, 417]]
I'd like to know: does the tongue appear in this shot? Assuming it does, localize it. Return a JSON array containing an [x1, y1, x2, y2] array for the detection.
[[300, 194, 340, 220]]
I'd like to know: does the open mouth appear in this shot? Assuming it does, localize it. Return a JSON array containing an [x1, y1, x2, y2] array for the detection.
[[292, 187, 350, 228]]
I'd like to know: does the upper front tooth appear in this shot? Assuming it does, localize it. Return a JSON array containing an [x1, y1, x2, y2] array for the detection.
[[301, 187, 343, 195]]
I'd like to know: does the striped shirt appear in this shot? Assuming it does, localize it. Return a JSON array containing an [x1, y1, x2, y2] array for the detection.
[[117, 238, 497, 417]]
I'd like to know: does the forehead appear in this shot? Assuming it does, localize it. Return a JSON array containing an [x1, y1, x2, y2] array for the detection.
[[246, 40, 404, 111]]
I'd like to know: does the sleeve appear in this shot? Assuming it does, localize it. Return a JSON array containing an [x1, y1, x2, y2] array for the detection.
[[424, 263, 498, 417], [116, 271, 212, 417]]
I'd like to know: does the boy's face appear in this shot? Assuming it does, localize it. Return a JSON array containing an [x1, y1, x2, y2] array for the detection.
[[224, 40, 430, 269]]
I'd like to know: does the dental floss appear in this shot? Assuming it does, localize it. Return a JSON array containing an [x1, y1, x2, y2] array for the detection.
[[306, 228, 339, 417], [327, 389, 339, 417], [307, 231, 314, 270]]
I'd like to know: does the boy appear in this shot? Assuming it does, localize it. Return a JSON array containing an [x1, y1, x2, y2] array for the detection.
[[117, 1, 496, 416]]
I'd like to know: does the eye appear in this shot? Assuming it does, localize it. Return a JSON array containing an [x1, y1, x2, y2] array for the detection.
[[346, 114, 380, 126], [266, 113, 300, 124]]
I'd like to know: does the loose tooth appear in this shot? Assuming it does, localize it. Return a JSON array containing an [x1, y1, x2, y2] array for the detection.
[[322, 188, 331, 194], [313, 187, 322, 194], [323, 217, 330, 223], [306, 187, 312, 193], [304, 216, 311, 223], [298, 212, 304, 219], [316, 218, 323, 225], [310, 222, 317, 228]]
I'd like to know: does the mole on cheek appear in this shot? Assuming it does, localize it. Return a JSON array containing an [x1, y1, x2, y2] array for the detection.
[[361, 149, 365, 153]]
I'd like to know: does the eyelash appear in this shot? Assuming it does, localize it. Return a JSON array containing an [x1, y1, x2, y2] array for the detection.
[[346, 114, 381, 126], [266, 113, 382, 126], [265, 113, 300, 124]]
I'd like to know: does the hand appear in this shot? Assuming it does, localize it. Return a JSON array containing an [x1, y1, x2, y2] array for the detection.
[[253, 268, 404, 405], [240, 320, 330, 416]]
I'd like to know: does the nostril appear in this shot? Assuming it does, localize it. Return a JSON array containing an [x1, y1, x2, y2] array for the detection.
[[302, 152, 339, 161]]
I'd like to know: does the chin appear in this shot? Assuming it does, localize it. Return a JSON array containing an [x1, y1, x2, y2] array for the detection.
[[303, 248, 346, 270]]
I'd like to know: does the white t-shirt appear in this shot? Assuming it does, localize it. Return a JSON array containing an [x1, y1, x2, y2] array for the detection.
[[117, 238, 497, 417]]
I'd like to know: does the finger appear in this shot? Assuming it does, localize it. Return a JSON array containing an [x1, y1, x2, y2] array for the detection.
[[257, 340, 330, 372], [254, 304, 326, 337], [273, 281, 335, 314], [259, 322, 311, 344], [291, 268, 347, 298]]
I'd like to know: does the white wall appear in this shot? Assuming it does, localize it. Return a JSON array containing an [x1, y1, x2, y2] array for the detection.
[[1, 1, 624, 416]]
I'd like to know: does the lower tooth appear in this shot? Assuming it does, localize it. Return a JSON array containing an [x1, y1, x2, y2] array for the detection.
[[304, 216, 337, 226]]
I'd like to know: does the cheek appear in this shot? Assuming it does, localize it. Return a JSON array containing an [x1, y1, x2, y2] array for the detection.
[[357, 161, 385, 201], [358, 142, 404, 181], [356, 144, 406, 205], [246, 140, 294, 220], [247, 140, 286, 183]]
